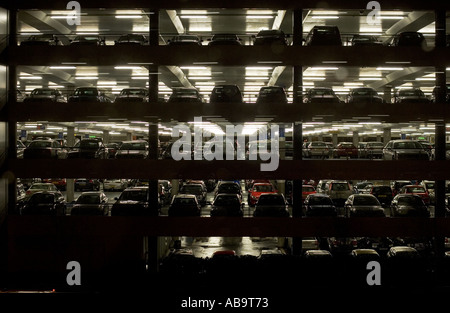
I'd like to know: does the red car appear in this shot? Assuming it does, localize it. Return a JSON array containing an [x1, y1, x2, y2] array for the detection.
[[42, 178, 66, 191], [248, 183, 277, 206], [302, 185, 316, 200], [333, 142, 358, 159], [399, 185, 430, 205]]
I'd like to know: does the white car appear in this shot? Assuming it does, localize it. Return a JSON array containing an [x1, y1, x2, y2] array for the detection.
[[103, 179, 128, 191]]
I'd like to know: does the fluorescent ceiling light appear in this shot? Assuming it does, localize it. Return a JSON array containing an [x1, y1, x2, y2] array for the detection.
[[311, 16, 339, 19], [180, 15, 208, 19], [75, 76, 98, 80], [246, 15, 274, 19], [376, 67, 404, 71], [415, 77, 435, 81], [20, 76, 42, 80], [114, 66, 142, 70], [49, 66, 76, 69], [115, 15, 142, 19], [309, 67, 339, 70]]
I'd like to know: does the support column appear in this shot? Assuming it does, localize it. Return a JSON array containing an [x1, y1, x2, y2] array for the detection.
[[352, 131, 359, 147], [292, 122, 303, 255], [103, 130, 110, 145], [383, 128, 391, 144], [383, 86, 392, 104], [332, 133, 338, 147], [147, 122, 159, 274], [292, 9, 303, 104], [66, 126, 75, 203]]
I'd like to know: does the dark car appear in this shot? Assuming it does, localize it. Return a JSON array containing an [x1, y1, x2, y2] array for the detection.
[[114, 34, 148, 45], [209, 84, 243, 103], [304, 25, 342, 46], [74, 178, 101, 191], [370, 185, 394, 207], [389, 31, 426, 47], [23, 139, 67, 159], [105, 142, 121, 158], [21, 191, 66, 216], [431, 84, 450, 103], [350, 34, 382, 46], [303, 87, 341, 104], [304, 193, 337, 217], [23, 88, 67, 103], [67, 138, 107, 159], [345, 194, 385, 217], [70, 35, 105, 46], [392, 88, 428, 104], [115, 140, 148, 159], [253, 29, 289, 46], [390, 194, 430, 217], [346, 87, 383, 104], [179, 183, 207, 206], [208, 33, 242, 46], [333, 142, 358, 159], [71, 191, 109, 216], [215, 182, 243, 201], [210, 193, 244, 217], [256, 86, 288, 104], [383, 140, 429, 160], [168, 194, 201, 217], [168, 87, 204, 103], [167, 35, 203, 46], [111, 187, 159, 216], [114, 88, 149, 103], [253, 193, 289, 217], [68, 87, 110, 103], [20, 34, 63, 46]]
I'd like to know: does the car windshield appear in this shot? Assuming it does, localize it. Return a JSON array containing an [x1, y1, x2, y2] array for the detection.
[[406, 187, 426, 193], [315, 27, 338, 35], [353, 196, 380, 205], [393, 141, 423, 149], [253, 184, 274, 192], [181, 185, 202, 194], [258, 195, 285, 205], [218, 184, 240, 193], [173, 198, 196, 205], [30, 184, 54, 190], [29, 193, 55, 204], [80, 141, 100, 149], [311, 89, 334, 96], [331, 183, 349, 191], [173, 36, 199, 42], [367, 142, 384, 147], [339, 144, 355, 148], [260, 87, 283, 94], [310, 142, 327, 147], [353, 88, 378, 96], [29, 34, 54, 41], [172, 89, 198, 96], [399, 89, 424, 97], [214, 196, 240, 206], [258, 30, 283, 36], [74, 36, 99, 41], [372, 186, 391, 193], [302, 186, 315, 192], [213, 34, 238, 41], [398, 196, 424, 206], [120, 89, 147, 96], [309, 196, 333, 205], [76, 194, 100, 204], [74, 89, 98, 96], [120, 142, 146, 150], [31, 89, 57, 95], [28, 141, 52, 148], [119, 190, 147, 201], [119, 35, 144, 41]]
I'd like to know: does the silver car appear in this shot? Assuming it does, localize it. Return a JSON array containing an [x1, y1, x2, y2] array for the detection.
[[382, 140, 429, 160], [304, 141, 330, 158]]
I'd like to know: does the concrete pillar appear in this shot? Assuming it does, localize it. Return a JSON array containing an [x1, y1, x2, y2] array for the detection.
[[66, 126, 75, 203], [292, 121, 303, 254], [126, 132, 132, 141], [332, 133, 338, 146], [383, 128, 391, 144], [103, 130, 109, 144], [171, 179, 179, 198], [383, 86, 392, 103], [352, 131, 359, 147]]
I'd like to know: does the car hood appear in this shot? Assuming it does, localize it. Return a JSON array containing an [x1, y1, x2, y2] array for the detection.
[[114, 200, 147, 206]]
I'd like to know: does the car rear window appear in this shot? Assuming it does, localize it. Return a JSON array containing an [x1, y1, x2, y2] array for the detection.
[[331, 183, 350, 191], [119, 190, 147, 201], [253, 184, 274, 192], [80, 141, 100, 149], [120, 142, 146, 150], [258, 195, 285, 205], [397, 196, 424, 206], [372, 186, 391, 193], [29, 193, 55, 204], [353, 196, 380, 205], [214, 196, 239, 206], [302, 186, 315, 192], [309, 196, 333, 205], [76, 194, 100, 204], [28, 141, 52, 148], [393, 141, 423, 149], [406, 187, 426, 193]]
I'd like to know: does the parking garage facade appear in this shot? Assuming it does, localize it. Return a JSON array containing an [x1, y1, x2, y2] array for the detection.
[[1, 0, 450, 308]]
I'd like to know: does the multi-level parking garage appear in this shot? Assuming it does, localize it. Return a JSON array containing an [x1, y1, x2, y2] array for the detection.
[[1, 0, 450, 308]]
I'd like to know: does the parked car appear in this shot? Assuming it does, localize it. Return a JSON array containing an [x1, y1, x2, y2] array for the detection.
[[383, 140, 430, 160], [390, 194, 430, 217], [324, 180, 353, 207], [21, 191, 66, 215], [303, 87, 341, 104], [430, 142, 450, 160], [168, 194, 201, 216], [20, 34, 63, 46], [420, 180, 435, 205], [391, 180, 413, 195], [71, 191, 109, 216], [253, 193, 289, 217], [359, 141, 384, 159], [103, 179, 128, 191], [105, 142, 121, 158], [114, 34, 148, 45], [70, 35, 105, 46], [168, 87, 204, 103], [25, 182, 58, 198], [316, 179, 331, 194], [42, 178, 66, 191], [256, 86, 288, 104], [209, 84, 243, 103], [179, 183, 207, 206], [16, 140, 26, 158], [115, 140, 148, 159], [210, 193, 244, 217], [68, 87, 110, 103], [67, 138, 108, 159], [167, 35, 203, 46], [344, 194, 385, 217], [111, 186, 159, 216], [23, 139, 68, 159], [392, 88, 429, 104], [370, 185, 394, 207], [388, 31, 426, 47], [304, 193, 337, 217], [304, 25, 342, 46], [350, 34, 382, 46], [303, 141, 330, 158], [252, 29, 289, 46], [399, 185, 430, 205], [114, 88, 149, 103], [333, 142, 358, 159], [23, 88, 67, 103], [247, 182, 277, 206], [208, 33, 242, 45], [345, 87, 383, 104], [302, 185, 316, 200], [74, 178, 101, 191]]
